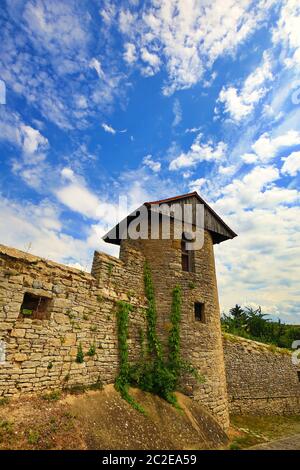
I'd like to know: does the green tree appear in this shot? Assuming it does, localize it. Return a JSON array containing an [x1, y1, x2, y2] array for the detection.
[[222, 304, 300, 349]]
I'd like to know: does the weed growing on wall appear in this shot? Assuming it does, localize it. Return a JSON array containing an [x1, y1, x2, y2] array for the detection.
[[87, 344, 96, 357], [76, 343, 84, 364]]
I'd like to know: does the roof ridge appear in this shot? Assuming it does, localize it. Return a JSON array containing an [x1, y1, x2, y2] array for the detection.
[[145, 191, 198, 205], [145, 192, 237, 238]]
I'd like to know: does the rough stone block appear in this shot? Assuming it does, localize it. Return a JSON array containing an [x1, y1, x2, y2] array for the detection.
[[14, 353, 28, 362], [11, 329, 26, 338]]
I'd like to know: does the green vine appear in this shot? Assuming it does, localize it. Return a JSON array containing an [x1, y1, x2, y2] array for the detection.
[[143, 262, 162, 360], [115, 301, 145, 413], [168, 285, 181, 375]]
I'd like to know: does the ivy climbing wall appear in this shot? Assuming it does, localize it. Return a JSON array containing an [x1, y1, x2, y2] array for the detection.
[[119, 226, 230, 430]]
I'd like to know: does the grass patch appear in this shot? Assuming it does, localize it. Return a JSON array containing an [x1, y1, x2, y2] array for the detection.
[[27, 429, 40, 445], [0, 420, 14, 443], [229, 414, 300, 449], [65, 379, 103, 395], [0, 397, 9, 406], [89, 379, 103, 391], [66, 384, 87, 395], [229, 434, 262, 450], [42, 390, 61, 401]]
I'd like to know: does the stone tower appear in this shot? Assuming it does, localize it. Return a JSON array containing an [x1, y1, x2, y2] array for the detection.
[[103, 191, 237, 429]]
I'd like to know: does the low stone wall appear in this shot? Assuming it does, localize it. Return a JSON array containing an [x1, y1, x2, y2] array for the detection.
[[223, 333, 300, 415], [0, 244, 147, 396]]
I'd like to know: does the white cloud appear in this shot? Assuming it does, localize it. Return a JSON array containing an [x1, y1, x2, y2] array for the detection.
[[218, 165, 236, 176], [212, 164, 300, 321], [185, 127, 202, 134], [215, 203, 300, 322], [172, 99, 182, 127], [102, 123, 116, 134], [272, 0, 300, 68], [281, 151, 300, 176], [89, 58, 105, 79], [101, 123, 127, 135], [241, 152, 258, 164], [55, 170, 136, 230], [218, 87, 252, 121], [140, 47, 161, 76], [123, 43, 137, 64], [242, 129, 300, 163], [142, 155, 161, 172], [0, 111, 50, 188], [218, 51, 273, 121], [169, 133, 227, 170], [118, 0, 276, 94], [188, 177, 206, 192], [100, 1, 117, 25], [56, 183, 101, 219], [203, 71, 217, 88], [61, 167, 77, 182], [119, 9, 136, 34], [1, 2, 124, 130], [0, 110, 21, 146], [0, 193, 121, 269], [20, 124, 48, 156], [0, 195, 91, 267], [215, 165, 300, 213]]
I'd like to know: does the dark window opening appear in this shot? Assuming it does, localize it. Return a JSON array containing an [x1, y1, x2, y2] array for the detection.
[[194, 302, 205, 322], [19, 292, 51, 320], [297, 371, 300, 383], [181, 234, 195, 272]]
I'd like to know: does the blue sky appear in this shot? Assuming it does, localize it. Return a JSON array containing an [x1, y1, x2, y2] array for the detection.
[[0, 0, 300, 322]]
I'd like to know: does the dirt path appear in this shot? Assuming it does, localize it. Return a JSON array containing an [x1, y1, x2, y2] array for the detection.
[[250, 433, 300, 450]]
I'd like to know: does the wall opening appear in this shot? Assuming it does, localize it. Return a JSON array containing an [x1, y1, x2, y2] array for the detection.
[[297, 371, 300, 383], [194, 302, 205, 322], [19, 292, 51, 320], [181, 233, 195, 272]]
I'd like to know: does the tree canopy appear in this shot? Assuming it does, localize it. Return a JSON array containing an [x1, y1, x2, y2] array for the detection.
[[221, 305, 300, 349]]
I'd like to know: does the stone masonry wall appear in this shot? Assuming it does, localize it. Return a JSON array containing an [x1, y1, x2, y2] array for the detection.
[[3, 238, 299, 427], [0, 244, 147, 397], [223, 333, 300, 415], [0, 228, 230, 431]]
